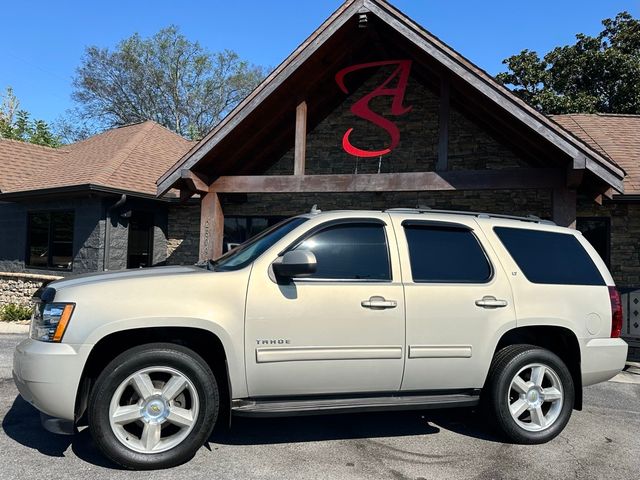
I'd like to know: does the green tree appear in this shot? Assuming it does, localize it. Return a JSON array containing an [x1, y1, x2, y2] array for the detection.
[[0, 87, 61, 147], [497, 12, 640, 114], [71, 26, 266, 140]]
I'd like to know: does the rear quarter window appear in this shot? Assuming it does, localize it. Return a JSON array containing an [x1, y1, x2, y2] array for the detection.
[[493, 227, 604, 286]]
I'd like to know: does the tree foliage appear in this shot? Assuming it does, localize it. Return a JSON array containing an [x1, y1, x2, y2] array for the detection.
[[0, 87, 61, 147], [71, 26, 266, 139], [497, 12, 640, 114]]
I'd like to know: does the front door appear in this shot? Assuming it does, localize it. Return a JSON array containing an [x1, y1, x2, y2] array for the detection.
[[244, 215, 405, 397]]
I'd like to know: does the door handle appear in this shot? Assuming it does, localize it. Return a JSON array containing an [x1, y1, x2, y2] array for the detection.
[[361, 296, 397, 309], [475, 296, 508, 309]]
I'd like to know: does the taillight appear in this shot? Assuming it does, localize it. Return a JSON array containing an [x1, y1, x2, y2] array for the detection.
[[608, 286, 623, 338]]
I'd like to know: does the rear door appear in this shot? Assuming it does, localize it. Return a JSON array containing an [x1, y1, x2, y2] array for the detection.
[[390, 213, 517, 391]]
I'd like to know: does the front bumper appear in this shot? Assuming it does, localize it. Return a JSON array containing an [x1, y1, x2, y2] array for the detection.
[[12, 338, 91, 422], [581, 337, 628, 386]]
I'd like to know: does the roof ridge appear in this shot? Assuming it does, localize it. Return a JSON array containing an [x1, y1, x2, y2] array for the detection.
[[92, 121, 156, 186], [552, 113, 640, 119], [0, 136, 70, 153]]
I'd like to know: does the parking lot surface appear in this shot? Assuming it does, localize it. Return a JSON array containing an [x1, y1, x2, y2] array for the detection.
[[1, 333, 639, 480]]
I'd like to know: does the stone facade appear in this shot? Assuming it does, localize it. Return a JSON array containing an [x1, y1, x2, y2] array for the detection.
[[267, 70, 526, 176], [167, 204, 201, 265], [166, 70, 550, 265], [577, 199, 640, 288], [0, 195, 170, 275], [0, 272, 61, 307]]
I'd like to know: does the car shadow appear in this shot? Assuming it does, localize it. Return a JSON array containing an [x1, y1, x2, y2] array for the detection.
[[2, 395, 117, 469], [209, 406, 505, 446], [2, 395, 505, 469]]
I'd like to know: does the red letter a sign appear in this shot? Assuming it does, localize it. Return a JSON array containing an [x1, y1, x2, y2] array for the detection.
[[335, 60, 412, 157]]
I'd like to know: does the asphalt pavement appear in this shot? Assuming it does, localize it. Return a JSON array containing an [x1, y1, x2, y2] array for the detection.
[[1, 333, 639, 480]]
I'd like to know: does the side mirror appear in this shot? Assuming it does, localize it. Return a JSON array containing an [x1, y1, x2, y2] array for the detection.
[[272, 250, 317, 279]]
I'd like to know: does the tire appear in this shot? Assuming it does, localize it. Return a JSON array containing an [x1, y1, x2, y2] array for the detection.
[[485, 344, 574, 444], [88, 343, 219, 470]]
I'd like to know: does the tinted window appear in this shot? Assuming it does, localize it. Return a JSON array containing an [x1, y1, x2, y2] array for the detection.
[[27, 211, 74, 270], [223, 216, 286, 253], [494, 227, 604, 286], [404, 224, 492, 283], [294, 223, 390, 280], [213, 217, 308, 271]]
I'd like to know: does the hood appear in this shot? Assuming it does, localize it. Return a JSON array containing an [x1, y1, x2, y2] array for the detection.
[[50, 265, 208, 291]]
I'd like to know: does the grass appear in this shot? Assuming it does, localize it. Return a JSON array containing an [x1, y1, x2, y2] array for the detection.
[[0, 303, 33, 322]]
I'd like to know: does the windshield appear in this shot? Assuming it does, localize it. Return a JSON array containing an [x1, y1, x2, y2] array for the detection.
[[210, 216, 308, 271]]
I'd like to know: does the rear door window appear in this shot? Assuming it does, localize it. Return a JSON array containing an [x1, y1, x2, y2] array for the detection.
[[494, 227, 604, 286], [403, 223, 492, 283]]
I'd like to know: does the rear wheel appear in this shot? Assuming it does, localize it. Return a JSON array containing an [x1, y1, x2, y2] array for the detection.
[[485, 345, 574, 444], [88, 343, 219, 469]]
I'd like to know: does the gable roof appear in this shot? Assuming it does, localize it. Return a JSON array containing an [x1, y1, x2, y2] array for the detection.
[[552, 114, 640, 195], [157, 0, 625, 196], [0, 120, 194, 198]]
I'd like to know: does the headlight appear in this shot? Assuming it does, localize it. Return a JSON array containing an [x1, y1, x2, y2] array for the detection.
[[30, 302, 75, 342]]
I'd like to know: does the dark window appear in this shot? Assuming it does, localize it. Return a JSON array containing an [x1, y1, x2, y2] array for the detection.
[[213, 217, 308, 271], [577, 217, 610, 267], [403, 224, 492, 283], [127, 212, 154, 268], [27, 211, 74, 270], [223, 216, 286, 253], [293, 223, 390, 280], [494, 227, 604, 286]]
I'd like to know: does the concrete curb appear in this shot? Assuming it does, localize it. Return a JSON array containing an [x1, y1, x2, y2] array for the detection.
[[0, 322, 29, 334], [609, 362, 640, 385]]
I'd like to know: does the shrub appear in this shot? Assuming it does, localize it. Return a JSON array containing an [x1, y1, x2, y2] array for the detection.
[[0, 303, 33, 322]]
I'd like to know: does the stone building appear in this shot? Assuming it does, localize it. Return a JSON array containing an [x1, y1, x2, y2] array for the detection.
[[0, 121, 193, 304], [0, 0, 639, 354], [157, 0, 640, 348]]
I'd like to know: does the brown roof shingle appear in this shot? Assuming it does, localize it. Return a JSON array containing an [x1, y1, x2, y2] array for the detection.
[[552, 114, 640, 195], [0, 120, 194, 197]]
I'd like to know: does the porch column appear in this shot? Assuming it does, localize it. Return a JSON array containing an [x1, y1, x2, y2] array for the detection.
[[552, 187, 577, 228], [199, 192, 224, 261]]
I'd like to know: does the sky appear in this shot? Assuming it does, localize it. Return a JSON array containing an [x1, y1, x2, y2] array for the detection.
[[1, 0, 638, 125]]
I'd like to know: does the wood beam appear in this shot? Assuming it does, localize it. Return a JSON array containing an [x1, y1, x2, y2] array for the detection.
[[209, 168, 564, 194], [294, 101, 307, 175], [199, 192, 224, 261], [552, 187, 577, 228], [436, 77, 450, 171], [179, 189, 195, 203], [181, 169, 210, 193]]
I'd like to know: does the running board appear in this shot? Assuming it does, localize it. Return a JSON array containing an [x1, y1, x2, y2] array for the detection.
[[231, 391, 480, 417]]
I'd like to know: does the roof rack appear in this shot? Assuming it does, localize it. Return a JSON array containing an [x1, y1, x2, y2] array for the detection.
[[384, 207, 556, 226]]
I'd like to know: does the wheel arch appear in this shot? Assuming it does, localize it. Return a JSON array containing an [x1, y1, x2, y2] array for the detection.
[[491, 325, 583, 410], [75, 326, 233, 425]]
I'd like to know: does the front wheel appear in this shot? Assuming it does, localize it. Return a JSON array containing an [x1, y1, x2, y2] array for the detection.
[[88, 343, 219, 469], [485, 345, 574, 444]]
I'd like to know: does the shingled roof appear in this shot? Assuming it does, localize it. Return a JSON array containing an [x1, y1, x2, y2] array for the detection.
[[552, 114, 640, 195], [0, 120, 194, 198]]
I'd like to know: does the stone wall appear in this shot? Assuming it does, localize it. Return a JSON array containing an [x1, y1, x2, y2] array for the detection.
[[577, 199, 640, 288], [267, 69, 527, 176], [0, 272, 62, 307], [165, 190, 553, 264], [167, 204, 201, 265]]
